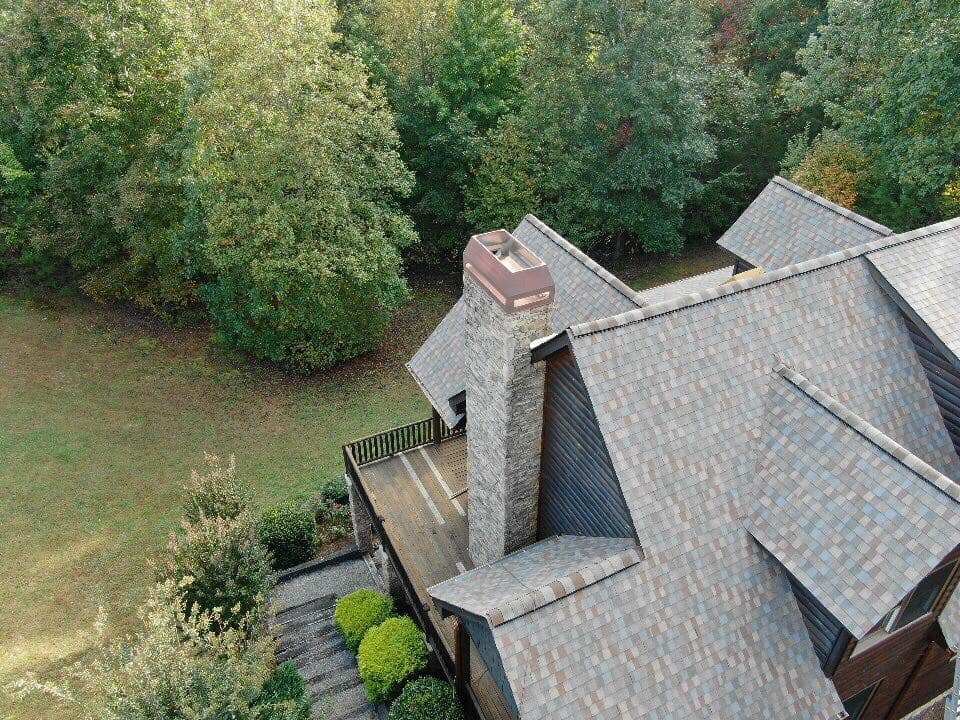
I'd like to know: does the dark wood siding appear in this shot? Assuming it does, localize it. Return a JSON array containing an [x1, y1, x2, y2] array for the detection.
[[786, 572, 850, 674], [461, 615, 519, 719], [903, 313, 960, 457], [538, 348, 636, 541]]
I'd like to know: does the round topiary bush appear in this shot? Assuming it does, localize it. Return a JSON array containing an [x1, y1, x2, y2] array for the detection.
[[357, 616, 428, 704], [319, 476, 349, 504], [257, 501, 317, 570], [334, 589, 394, 652], [388, 677, 462, 720]]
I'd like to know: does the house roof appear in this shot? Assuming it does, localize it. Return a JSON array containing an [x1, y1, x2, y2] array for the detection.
[[428, 535, 640, 626], [482, 220, 960, 719], [636, 264, 734, 305], [409, 219, 740, 428], [867, 220, 960, 368], [407, 215, 645, 427], [717, 176, 893, 271], [940, 581, 960, 648], [744, 363, 960, 638]]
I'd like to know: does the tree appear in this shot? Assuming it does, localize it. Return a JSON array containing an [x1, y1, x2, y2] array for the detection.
[[744, 0, 826, 84], [0, 0, 192, 312], [397, 0, 524, 257], [471, 0, 714, 257], [785, 0, 960, 229], [683, 60, 787, 241], [181, 0, 416, 371]]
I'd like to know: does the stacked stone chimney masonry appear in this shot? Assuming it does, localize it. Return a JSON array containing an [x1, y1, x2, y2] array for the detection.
[[463, 230, 555, 566]]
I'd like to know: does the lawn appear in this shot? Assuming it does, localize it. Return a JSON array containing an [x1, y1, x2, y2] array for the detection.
[[0, 242, 729, 719]]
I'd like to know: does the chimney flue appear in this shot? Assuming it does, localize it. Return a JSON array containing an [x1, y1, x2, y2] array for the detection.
[[463, 230, 555, 566]]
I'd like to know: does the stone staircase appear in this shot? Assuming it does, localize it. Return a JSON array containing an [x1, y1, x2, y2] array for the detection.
[[271, 552, 385, 720]]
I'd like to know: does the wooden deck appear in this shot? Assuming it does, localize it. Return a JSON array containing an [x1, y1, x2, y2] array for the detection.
[[359, 436, 472, 649], [356, 437, 515, 720]]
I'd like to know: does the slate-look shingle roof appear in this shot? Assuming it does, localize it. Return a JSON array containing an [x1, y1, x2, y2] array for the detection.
[[744, 363, 960, 638], [485, 224, 960, 719], [429, 535, 640, 626], [717, 176, 893, 271], [867, 221, 960, 367], [406, 215, 643, 427]]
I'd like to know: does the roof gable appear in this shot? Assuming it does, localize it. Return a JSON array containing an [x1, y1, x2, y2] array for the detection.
[[407, 215, 643, 426], [867, 219, 960, 369], [744, 363, 960, 638], [717, 176, 892, 271]]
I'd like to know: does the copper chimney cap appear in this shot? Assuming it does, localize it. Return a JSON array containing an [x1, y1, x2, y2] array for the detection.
[[464, 230, 555, 313]]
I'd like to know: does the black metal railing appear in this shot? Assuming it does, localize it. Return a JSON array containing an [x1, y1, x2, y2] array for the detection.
[[346, 415, 465, 466]]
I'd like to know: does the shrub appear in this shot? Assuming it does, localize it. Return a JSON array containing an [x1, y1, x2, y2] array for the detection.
[[155, 511, 274, 633], [319, 476, 349, 505], [9, 580, 273, 720], [184, 453, 247, 522], [334, 589, 394, 653], [256, 661, 312, 720], [389, 677, 462, 720], [257, 501, 318, 570], [305, 478, 352, 545], [357, 616, 428, 704]]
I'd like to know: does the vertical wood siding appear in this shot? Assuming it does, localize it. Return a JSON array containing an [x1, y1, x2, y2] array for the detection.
[[903, 314, 960, 458], [461, 615, 519, 719], [538, 348, 637, 541], [786, 572, 850, 674]]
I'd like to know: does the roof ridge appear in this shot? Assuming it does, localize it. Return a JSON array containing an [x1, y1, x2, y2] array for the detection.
[[522, 214, 646, 307], [771, 176, 894, 237], [485, 540, 642, 627], [568, 216, 960, 339], [773, 362, 960, 503]]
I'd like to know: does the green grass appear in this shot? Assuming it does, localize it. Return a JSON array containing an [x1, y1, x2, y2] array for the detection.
[[616, 241, 733, 291], [0, 287, 447, 719], [0, 244, 724, 719]]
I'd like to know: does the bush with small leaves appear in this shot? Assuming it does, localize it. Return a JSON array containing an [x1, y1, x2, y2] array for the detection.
[[183, 453, 247, 522], [319, 477, 349, 504], [334, 589, 394, 653], [358, 616, 428, 704], [257, 501, 318, 570], [155, 511, 274, 633], [389, 677, 462, 720], [256, 661, 312, 720]]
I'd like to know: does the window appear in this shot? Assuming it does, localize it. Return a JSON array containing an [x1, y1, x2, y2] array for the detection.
[[842, 681, 880, 720], [850, 559, 957, 657], [893, 560, 957, 629]]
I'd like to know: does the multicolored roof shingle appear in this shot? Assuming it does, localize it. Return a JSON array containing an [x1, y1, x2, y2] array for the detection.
[[406, 215, 643, 427], [480, 220, 960, 719], [717, 176, 892, 271], [867, 219, 960, 368], [429, 535, 640, 626], [744, 362, 960, 638]]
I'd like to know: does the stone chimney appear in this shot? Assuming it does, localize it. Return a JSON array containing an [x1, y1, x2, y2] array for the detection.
[[463, 229, 555, 566]]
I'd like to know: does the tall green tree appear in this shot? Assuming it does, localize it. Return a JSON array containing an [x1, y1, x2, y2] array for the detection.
[[744, 0, 826, 84], [785, 0, 960, 227], [181, 0, 416, 371], [395, 0, 524, 259], [0, 0, 192, 311], [470, 0, 714, 256]]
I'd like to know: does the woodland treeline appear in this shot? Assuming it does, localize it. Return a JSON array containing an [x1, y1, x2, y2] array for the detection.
[[0, 0, 957, 369]]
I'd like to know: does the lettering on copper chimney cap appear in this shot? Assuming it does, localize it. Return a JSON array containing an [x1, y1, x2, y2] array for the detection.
[[463, 230, 555, 313]]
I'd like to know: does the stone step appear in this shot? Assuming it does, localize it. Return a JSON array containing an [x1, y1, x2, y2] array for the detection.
[[276, 606, 336, 635], [315, 681, 377, 720], [278, 625, 342, 661], [273, 594, 337, 623], [306, 668, 363, 700], [299, 648, 356, 684]]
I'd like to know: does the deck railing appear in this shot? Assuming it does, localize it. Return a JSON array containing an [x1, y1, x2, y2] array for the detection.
[[346, 414, 465, 466]]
